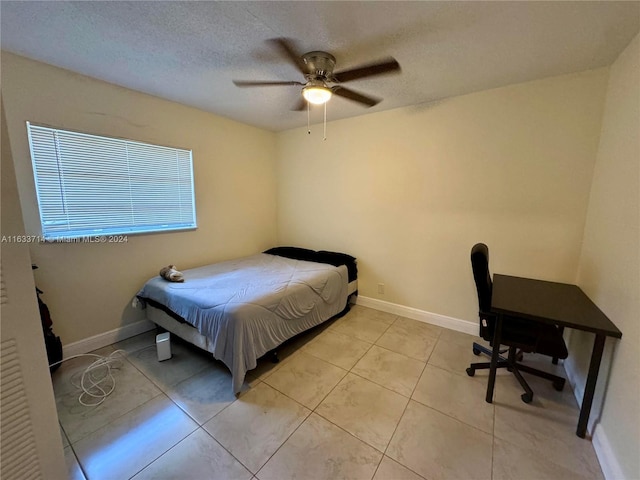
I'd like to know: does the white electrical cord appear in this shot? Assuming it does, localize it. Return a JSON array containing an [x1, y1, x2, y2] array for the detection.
[[50, 350, 128, 407]]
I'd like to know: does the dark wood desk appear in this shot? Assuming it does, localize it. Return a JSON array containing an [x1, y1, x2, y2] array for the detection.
[[486, 274, 622, 438]]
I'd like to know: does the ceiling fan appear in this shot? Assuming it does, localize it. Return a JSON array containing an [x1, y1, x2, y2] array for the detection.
[[233, 38, 401, 110]]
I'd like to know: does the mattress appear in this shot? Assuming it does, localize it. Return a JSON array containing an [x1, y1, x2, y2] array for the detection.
[[137, 253, 351, 392]]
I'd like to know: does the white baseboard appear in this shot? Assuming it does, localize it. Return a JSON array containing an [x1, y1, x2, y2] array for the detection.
[[63, 319, 156, 357], [355, 296, 477, 335], [592, 423, 626, 480], [62, 298, 475, 358]]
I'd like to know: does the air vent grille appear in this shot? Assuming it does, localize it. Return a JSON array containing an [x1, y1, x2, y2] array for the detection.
[[1, 339, 42, 480]]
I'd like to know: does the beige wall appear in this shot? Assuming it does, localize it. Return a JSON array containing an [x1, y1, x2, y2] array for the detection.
[[575, 34, 639, 478], [1, 52, 278, 344], [276, 69, 608, 322]]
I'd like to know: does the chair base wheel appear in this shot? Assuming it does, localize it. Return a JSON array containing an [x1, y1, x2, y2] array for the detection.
[[553, 379, 565, 391], [472, 347, 481, 356], [521, 392, 533, 404], [466, 367, 475, 377]]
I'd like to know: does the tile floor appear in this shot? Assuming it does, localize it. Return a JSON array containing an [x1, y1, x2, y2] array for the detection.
[[56, 305, 604, 480]]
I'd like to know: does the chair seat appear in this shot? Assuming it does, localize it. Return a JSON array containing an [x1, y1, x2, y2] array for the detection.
[[499, 316, 568, 359]]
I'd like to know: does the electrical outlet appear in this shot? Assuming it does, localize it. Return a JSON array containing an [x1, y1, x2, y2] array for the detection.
[[377, 283, 385, 294]]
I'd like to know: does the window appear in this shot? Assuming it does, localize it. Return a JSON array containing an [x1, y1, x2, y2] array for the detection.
[[27, 123, 197, 241]]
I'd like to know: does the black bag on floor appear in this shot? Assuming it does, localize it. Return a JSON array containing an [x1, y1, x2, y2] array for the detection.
[[37, 287, 62, 373]]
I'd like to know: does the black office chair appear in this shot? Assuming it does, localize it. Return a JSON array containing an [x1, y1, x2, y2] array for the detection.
[[466, 243, 567, 403]]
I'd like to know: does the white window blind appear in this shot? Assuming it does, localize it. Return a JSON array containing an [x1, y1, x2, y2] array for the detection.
[[27, 123, 197, 240]]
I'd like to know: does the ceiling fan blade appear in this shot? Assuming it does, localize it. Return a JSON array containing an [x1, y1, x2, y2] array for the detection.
[[233, 80, 304, 87], [332, 86, 380, 107], [332, 58, 400, 83], [267, 38, 308, 75]]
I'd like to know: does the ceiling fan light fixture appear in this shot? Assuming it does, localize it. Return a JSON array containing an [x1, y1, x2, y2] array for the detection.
[[302, 84, 332, 105]]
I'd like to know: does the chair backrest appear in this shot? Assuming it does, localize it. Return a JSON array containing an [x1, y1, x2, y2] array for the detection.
[[470, 243, 492, 314]]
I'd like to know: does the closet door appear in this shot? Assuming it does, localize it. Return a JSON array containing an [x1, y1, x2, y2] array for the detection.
[[1, 98, 65, 479]]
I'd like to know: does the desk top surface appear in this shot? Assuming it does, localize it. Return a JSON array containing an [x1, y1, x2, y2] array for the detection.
[[491, 274, 622, 338]]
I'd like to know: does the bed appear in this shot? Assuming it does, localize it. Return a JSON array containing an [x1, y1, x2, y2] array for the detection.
[[136, 247, 357, 393]]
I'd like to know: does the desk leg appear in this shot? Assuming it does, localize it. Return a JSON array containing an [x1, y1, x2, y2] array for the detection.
[[576, 334, 606, 438], [485, 314, 503, 403]]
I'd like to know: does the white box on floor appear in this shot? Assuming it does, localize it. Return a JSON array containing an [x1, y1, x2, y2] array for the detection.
[[156, 332, 172, 361]]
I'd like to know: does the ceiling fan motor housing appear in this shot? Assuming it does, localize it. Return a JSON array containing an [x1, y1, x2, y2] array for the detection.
[[302, 51, 336, 81], [232, 39, 399, 108]]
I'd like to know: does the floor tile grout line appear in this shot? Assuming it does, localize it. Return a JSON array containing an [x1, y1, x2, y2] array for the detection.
[[379, 380, 413, 470], [310, 407, 389, 456], [54, 345, 145, 450], [57, 361, 165, 447], [347, 369, 415, 400], [70, 444, 90, 480], [198, 426, 255, 478], [252, 313, 411, 477], [375, 334, 496, 473], [161, 362, 257, 427], [365, 341, 431, 364], [66, 308, 598, 480], [123, 343, 216, 396], [126, 425, 202, 480], [75, 330, 442, 479], [408, 393, 495, 437], [369, 457, 385, 480], [91, 335, 232, 441], [252, 407, 315, 478], [419, 337, 500, 438], [301, 337, 374, 371], [184, 344, 328, 450], [380, 329, 433, 462], [311, 318, 408, 463], [315, 318, 401, 406], [254, 311, 447, 476], [71, 392, 184, 480], [425, 357, 493, 381], [132, 425, 254, 479], [298, 319, 437, 399]]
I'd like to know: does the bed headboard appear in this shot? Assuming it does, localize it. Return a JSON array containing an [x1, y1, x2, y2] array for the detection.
[[264, 246, 357, 283]]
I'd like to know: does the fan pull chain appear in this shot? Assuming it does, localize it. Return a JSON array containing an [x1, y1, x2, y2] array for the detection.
[[307, 102, 311, 134], [323, 102, 327, 141]]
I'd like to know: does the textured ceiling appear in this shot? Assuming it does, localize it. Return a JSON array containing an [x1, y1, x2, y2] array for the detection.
[[1, 1, 639, 131]]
